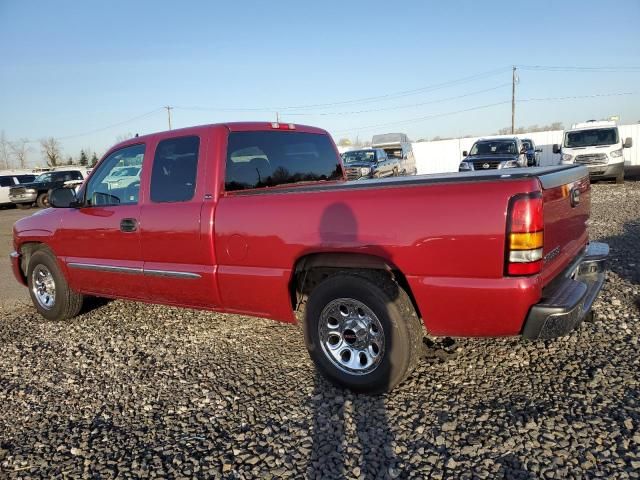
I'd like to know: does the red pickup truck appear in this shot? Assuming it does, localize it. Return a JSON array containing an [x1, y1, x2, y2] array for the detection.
[[11, 122, 608, 393]]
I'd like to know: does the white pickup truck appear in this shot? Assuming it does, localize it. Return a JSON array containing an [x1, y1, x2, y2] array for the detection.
[[553, 120, 632, 183]]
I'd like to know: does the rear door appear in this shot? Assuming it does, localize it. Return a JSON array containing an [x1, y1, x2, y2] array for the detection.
[[56, 144, 146, 298], [0, 176, 14, 204], [139, 131, 221, 307]]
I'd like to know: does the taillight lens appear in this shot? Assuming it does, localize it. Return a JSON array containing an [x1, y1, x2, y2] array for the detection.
[[506, 193, 543, 276]]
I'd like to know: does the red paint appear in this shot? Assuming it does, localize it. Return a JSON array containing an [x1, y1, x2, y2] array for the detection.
[[11, 122, 591, 337]]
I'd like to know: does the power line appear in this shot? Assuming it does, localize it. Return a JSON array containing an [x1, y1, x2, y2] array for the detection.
[[173, 67, 512, 113], [26, 108, 165, 144], [274, 83, 511, 117], [333, 90, 637, 135], [516, 64, 640, 72]]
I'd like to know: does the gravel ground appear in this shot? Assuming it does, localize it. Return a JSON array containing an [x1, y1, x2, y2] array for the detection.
[[1, 181, 639, 479]]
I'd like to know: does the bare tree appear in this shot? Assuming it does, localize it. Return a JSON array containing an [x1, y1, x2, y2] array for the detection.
[[0, 131, 11, 170], [40, 137, 63, 167], [9, 138, 31, 169]]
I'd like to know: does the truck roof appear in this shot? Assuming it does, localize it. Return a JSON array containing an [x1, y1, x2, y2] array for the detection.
[[570, 120, 617, 130], [110, 122, 330, 151]]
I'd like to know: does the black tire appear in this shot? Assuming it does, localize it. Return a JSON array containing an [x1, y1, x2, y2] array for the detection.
[[36, 193, 50, 208], [615, 172, 624, 184], [27, 249, 83, 321], [303, 272, 423, 394], [15, 203, 32, 210]]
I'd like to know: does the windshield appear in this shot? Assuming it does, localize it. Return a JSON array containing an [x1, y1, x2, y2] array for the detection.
[[521, 140, 532, 149], [564, 128, 619, 148], [342, 150, 376, 164], [34, 173, 52, 183], [469, 140, 517, 155]]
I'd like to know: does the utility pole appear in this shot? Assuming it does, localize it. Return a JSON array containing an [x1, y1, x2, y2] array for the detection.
[[276, 112, 280, 124], [164, 106, 173, 130], [511, 66, 516, 134]]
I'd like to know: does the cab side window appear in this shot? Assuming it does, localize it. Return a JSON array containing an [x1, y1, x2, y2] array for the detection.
[[150, 136, 199, 203], [85, 144, 145, 206]]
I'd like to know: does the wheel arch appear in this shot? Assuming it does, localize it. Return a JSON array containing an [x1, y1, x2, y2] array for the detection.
[[290, 252, 422, 320]]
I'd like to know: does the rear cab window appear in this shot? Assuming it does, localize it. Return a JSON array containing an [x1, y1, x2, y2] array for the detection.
[[225, 131, 342, 191], [150, 136, 199, 203]]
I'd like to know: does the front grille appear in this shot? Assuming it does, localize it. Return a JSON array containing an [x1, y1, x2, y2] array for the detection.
[[575, 153, 607, 165], [471, 160, 501, 170], [345, 167, 362, 180], [10, 187, 26, 196]]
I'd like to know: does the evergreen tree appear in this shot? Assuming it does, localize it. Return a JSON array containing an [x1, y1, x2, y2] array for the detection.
[[66, 156, 73, 165], [90, 152, 98, 167], [79, 149, 88, 166]]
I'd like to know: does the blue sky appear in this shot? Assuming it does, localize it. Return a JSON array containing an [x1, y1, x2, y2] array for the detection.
[[1, 0, 639, 163]]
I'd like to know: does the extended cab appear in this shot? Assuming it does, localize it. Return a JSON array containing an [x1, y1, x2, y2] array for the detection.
[[371, 133, 417, 176], [9, 169, 86, 209], [11, 122, 608, 393]]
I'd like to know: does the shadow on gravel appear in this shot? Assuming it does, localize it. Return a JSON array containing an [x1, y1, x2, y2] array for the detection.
[[80, 296, 113, 315], [305, 202, 401, 479], [307, 374, 399, 479], [599, 218, 640, 311]]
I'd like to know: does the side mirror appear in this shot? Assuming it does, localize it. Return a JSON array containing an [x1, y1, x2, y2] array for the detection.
[[624, 137, 633, 148], [535, 148, 542, 153], [462, 150, 468, 157], [553, 144, 561, 154], [49, 187, 78, 208]]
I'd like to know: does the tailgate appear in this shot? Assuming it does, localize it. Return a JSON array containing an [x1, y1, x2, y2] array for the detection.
[[538, 166, 590, 286]]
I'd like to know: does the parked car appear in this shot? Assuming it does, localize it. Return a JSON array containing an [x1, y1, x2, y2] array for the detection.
[[9, 169, 85, 208], [520, 138, 542, 166], [459, 137, 529, 171], [103, 165, 142, 190], [11, 122, 607, 393], [371, 132, 417, 176], [553, 120, 632, 184], [0, 172, 36, 207], [342, 148, 399, 180]]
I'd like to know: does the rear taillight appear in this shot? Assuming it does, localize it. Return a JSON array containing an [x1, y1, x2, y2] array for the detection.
[[505, 193, 544, 276]]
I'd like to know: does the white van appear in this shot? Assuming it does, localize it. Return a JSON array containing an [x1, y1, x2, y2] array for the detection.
[[0, 171, 37, 206], [553, 120, 632, 183]]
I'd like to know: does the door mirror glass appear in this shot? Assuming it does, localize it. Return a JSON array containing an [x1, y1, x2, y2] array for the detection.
[[462, 150, 468, 157], [552, 144, 561, 154], [624, 137, 633, 148], [49, 187, 78, 208]]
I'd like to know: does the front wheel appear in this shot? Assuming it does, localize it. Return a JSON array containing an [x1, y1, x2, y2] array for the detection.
[[36, 193, 50, 208], [303, 273, 423, 393], [27, 249, 84, 321], [615, 171, 624, 184]]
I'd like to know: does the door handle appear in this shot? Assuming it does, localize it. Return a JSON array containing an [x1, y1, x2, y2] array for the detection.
[[120, 218, 138, 232]]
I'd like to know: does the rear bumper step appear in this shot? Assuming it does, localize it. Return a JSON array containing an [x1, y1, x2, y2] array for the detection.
[[522, 242, 609, 340]]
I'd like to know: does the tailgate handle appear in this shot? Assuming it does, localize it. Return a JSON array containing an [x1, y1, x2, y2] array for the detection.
[[120, 218, 138, 233]]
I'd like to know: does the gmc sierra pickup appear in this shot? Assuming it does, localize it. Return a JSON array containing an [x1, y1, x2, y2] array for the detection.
[[11, 122, 608, 393]]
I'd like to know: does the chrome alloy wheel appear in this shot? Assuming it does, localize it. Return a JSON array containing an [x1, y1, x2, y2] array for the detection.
[[32, 265, 56, 310], [318, 298, 385, 375]]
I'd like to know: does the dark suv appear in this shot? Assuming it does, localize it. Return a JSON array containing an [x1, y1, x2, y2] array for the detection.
[[9, 170, 85, 209], [459, 137, 529, 171]]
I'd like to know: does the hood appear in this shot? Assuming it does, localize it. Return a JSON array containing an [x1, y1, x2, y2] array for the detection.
[[463, 154, 518, 162], [344, 161, 375, 168], [10, 181, 41, 190]]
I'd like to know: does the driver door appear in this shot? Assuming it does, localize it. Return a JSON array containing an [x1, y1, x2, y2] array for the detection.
[[56, 143, 147, 299]]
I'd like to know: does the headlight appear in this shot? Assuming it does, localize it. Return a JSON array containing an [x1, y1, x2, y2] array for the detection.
[[501, 160, 518, 168], [25, 188, 37, 193], [360, 167, 371, 175], [562, 154, 573, 162], [459, 162, 472, 171], [610, 148, 623, 158]]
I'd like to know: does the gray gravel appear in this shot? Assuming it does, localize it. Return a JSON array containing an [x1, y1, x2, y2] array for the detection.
[[1, 181, 639, 479]]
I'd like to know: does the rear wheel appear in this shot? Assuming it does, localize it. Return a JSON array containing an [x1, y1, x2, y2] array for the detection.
[[303, 272, 423, 393], [36, 193, 50, 208], [27, 249, 83, 321]]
